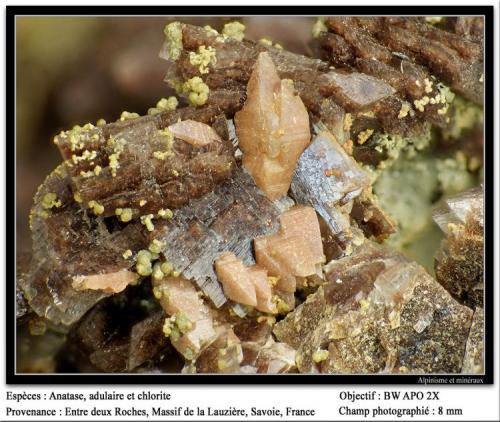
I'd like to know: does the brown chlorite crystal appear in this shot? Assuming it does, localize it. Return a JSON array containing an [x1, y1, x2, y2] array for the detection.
[[350, 191, 397, 242], [234, 52, 311, 200], [63, 287, 175, 373], [446, 17, 484, 42], [163, 23, 415, 138], [55, 106, 235, 218], [320, 17, 483, 106], [434, 187, 483, 308], [273, 241, 473, 373], [21, 165, 149, 325], [314, 16, 484, 159]]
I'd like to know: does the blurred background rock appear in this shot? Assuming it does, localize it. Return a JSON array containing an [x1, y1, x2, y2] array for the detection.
[[15, 16, 314, 261]]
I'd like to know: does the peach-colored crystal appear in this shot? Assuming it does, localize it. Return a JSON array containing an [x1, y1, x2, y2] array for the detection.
[[72, 270, 138, 293], [248, 265, 275, 313], [214, 252, 258, 307], [254, 206, 324, 293], [168, 119, 222, 146], [254, 237, 297, 293], [174, 318, 216, 357], [156, 277, 205, 321], [234, 52, 310, 199], [153, 276, 216, 356], [214, 252, 275, 313]]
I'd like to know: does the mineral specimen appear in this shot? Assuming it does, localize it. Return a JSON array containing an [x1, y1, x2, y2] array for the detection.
[[236, 319, 296, 374], [162, 23, 418, 137], [16, 252, 31, 320], [254, 206, 324, 295], [350, 193, 396, 242], [55, 106, 235, 218], [241, 338, 297, 373], [152, 276, 216, 359], [18, 16, 485, 376], [273, 241, 473, 373], [320, 17, 483, 105], [319, 71, 396, 111], [189, 328, 243, 373], [72, 270, 139, 294], [167, 119, 223, 146], [446, 16, 484, 42], [290, 129, 373, 248], [434, 187, 484, 308], [188, 319, 297, 374], [145, 168, 287, 308], [62, 283, 175, 373], [214, 253, 274, 313], [234, 52, 311, 199], [21, 166, 149, 325]]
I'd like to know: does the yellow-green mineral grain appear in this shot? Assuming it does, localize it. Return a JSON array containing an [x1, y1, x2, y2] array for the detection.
[[189, 45, 217, 74], [41, 193, 62, 209], [182, 77, 210, 106], [222, 21, 245, 41], [140, 214, 155, 232], [164, 21, 183, 60], [88, 200, 104, 215], [115, 207, 133, 222]]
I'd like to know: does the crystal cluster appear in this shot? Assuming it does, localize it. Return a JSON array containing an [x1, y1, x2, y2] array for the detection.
[[17, 17, 484, 374]]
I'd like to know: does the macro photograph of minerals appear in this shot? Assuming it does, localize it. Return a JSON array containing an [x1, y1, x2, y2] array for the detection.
[[15, 15, 485, 375]]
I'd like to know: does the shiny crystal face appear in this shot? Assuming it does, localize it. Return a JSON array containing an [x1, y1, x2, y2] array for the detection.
[[235, 52, 311, 200], [17, 16, 484, 375]]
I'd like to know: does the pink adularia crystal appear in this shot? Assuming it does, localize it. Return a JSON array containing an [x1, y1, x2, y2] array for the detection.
[[254, 206, 325, 294], [72, 270, 139, 294], [234, 52, 311, 200], [214, 252, 275, 313], [168, 119, 222, 147], [152, 276, 216, 358]]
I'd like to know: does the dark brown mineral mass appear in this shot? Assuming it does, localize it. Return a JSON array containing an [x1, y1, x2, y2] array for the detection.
[[321, 17, 483, 105], [63, 286, 175, 373], [54, 106, 235, 218], [20, 165, 150, 325], [273, 241, 473, 373], [161, 22, 421, 137]]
